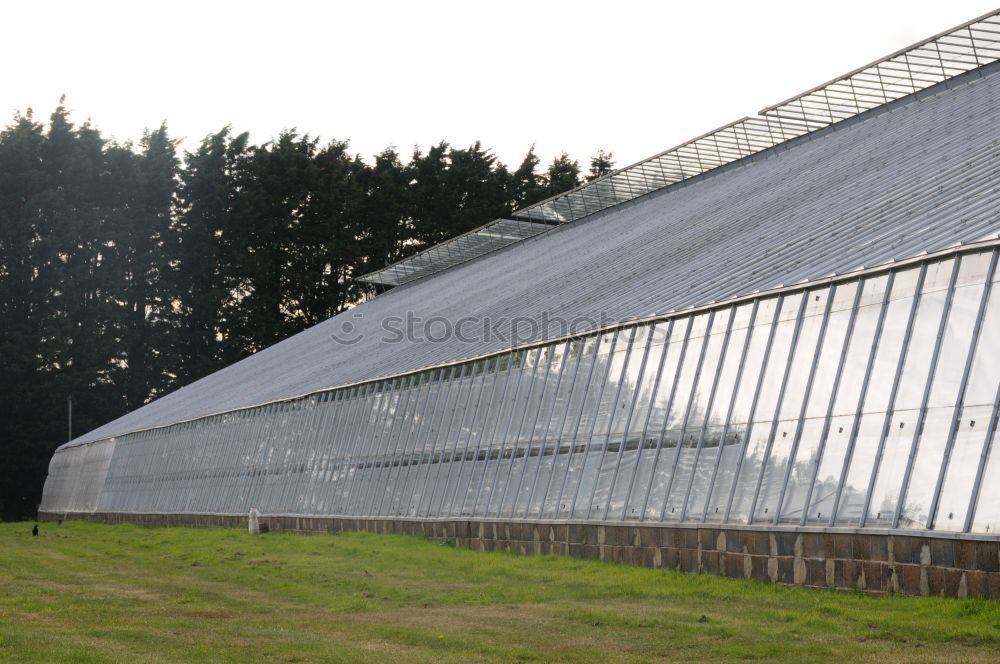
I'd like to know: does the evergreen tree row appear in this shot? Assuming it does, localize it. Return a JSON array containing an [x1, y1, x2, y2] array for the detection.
[[0, 104, 615, 519]]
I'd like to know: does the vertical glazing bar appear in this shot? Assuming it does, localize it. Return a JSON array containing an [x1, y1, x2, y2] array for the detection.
[[351, 381, 399, 515], [859, 267, 928, 526], [568, 333, 621, 517], [421, 365, 468, 517], [413, 367, 459, 516], [380, 373, 429, 516], [585, 330, 638, 520], [679, 308, 738, 520], [330, 385, 373, 514], [638, 319, 693, 520], [828, 273, 895, 525], [512, 343, 563, 518], [892, 257, 962, 529], [746, 295, 809, 522], [484, 352, 530, 514], [540, 339, 588, 519], [552, 335, 603, 518], [965, 329, 1000, 532], [278, 397, 319, 513], [526, 341, 580, 518], [323, 388, 363, 514], [772, 289, 837, 524], [798, 282, 865, 526], [515, 341, 572, 518], [365, 375, 416, 516], [395, 370, 442, 516], [657, 312, 717, 520], [722, 300, 783, 523], [618, 321, 675, 521], [428, 362, 478, 517], [450, 361, 491, 516], [601, 326, 655, 520], [698, 301, 760, 522], [308, 392, 341, 514], [413, 370, 454, 514], [926, 250, 999, 529], [497, 350, 547, 516]]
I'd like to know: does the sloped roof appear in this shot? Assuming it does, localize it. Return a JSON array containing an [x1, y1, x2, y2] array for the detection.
[[66, 59, 1000, 448], [359, 9, 1000, 287]]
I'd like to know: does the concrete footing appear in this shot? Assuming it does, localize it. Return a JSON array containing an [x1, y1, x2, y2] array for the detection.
[[40, 511, 1000, 599]]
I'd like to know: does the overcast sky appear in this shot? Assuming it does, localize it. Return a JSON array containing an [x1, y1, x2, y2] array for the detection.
[[4, 1, 997, 169]]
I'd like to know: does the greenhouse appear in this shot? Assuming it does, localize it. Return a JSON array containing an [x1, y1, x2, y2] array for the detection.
[[39, 11, 1000, 595]]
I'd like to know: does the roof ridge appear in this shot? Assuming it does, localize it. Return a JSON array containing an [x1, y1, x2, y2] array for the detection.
[[358, 9, 1000, 289]]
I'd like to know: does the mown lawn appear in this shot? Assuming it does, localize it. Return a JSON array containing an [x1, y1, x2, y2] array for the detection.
[[1, 522, 999, 662]]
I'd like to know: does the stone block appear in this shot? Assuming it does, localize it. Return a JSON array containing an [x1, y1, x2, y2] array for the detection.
[[805, 559, 827, 587], [987, 571, 1000, 599], [678, 548, 699, 573], [862, 561, 885, 592], [723, 529, 743, 553], [926, 565, 945, 596], [975, 541, 999, 573], [662, 547, 680, 570], [965, 570, 988, 599], [701, 551, 720, 575], [723, 552, 746, 578], [744, 531, 769, 556], [944, 569, 965, 597], [636, 526, 664, 547], [773, 532, 797, 557], [800, 533, 824, 559], [930, 539, 956, 568], [891, 536, 923, 565], [954, 539, 977, 571], [660, 527, 682, 549]]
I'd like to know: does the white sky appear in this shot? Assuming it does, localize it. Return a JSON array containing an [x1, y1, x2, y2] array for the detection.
[[3, 1, 997, 169]]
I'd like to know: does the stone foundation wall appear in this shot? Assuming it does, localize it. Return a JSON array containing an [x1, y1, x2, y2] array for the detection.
[[40, 511, 1000, 599]]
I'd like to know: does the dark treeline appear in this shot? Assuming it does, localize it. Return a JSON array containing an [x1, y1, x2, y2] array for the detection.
[[0, 103, 615, 519]]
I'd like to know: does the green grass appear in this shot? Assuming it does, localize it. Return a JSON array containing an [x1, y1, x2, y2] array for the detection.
[[1, 522, 999, 662]]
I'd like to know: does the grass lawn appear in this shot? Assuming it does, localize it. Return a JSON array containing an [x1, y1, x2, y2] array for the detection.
[[1, 522, 1000, 662]]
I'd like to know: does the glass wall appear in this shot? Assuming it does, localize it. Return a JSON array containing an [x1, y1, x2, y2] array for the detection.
[[40, 247, 1000, 537]]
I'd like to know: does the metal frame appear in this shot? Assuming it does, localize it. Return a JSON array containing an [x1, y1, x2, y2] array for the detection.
[[46, 246, 1000, 538], [354, 10, 1000, 290]]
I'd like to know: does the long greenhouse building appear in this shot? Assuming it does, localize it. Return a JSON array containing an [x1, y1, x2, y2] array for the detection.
[[41, 11, 1000, 597]]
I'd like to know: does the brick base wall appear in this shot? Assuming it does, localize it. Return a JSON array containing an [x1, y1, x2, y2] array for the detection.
[[40, 511, 1000, 599]]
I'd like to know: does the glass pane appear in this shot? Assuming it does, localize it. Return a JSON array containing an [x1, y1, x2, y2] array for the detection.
[[806, 415, 854, 523], [778, 418, 826, 523], [963, 282, 1000, 406], [804, 290, 856, 419], [862, 277, 918, 414], [926, 283, 985, 408], [662, 311, 732, 519], [865, 409, 919, 525], [898, 406, 957, 529], [728, 421, 772, 523], [683, 425, 724, 521], [893, 290, 948, 410], [830, 276, 888, 416], [729, 298, 778, 424], [934, 405, 991, 531], [702, 426, 745, 521], [970, 429, 1000, 535], [752, 419, 797, 522], [834, 412, 885, 525], [778, 289, 829, 421]]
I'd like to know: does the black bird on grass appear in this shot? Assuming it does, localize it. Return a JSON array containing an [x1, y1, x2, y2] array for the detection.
[[31, 524, 38, 536]]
